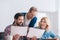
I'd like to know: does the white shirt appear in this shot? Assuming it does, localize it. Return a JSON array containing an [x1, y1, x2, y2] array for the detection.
[[24, 14, 31, 26], [24, 14, 37, 27]]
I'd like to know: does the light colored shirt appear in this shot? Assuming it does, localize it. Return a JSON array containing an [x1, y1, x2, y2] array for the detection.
[[24, 14, 37, 27], [4, 25, 12, 36], [40, 31, 59, 40], [4, 24, 25, 40], [24, 14, 32, 26]]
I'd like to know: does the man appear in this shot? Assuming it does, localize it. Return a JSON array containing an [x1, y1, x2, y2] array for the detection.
[[24, 7, 37, 27], [4, 13, 25, 40]]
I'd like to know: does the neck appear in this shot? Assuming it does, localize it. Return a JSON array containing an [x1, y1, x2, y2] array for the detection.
[[27, 14, 33, 20], [27, 14, 31, 20]]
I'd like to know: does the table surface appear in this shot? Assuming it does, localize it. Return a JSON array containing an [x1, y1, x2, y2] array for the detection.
[[43, 39, 57, 40]]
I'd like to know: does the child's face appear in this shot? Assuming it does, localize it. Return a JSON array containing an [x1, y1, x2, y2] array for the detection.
[[40, 19, 47, 29]]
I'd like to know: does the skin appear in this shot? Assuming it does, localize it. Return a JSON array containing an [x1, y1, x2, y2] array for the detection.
[[14, 16, 24, 26], [13, 16, 24, 40], [13, 11, 37, 40], [13, 16, 59, 40], [31, 36, 37, 40], [27, 11, 37, 20], [31, 19, 47, 40], [40, 19, 47, 29], [31, 19, 59, 40], [13, 34, 20, 40]]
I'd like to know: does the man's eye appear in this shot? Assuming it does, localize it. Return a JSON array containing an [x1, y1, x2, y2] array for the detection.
[[18, 19, 21, 20]]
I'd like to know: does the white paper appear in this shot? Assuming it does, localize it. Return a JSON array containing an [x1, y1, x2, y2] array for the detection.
[[27, 28, 45, 38], [11, 26, 28, 36], [5, 35, 13, 40]]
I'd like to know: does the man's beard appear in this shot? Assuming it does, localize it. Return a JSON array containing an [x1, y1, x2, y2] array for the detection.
[[16, 22, 23, 26]]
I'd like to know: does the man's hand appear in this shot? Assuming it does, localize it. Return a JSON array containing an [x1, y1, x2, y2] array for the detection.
[[56, 38, 59, 40], [31, 36, 37, 40], [13, 34, 20, 40]]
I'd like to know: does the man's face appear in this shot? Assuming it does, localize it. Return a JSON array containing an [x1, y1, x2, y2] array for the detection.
[[27, 11, 37, 19], [31, 10, 37, 16], [15, 16, 24, 26], [27, 13, 33, 19]]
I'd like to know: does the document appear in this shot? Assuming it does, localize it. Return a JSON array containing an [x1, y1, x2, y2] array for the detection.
[[5, 35, 13, 40], [11, 26, 45, 38], [11, 26, 28, 36], [27, 27, 45, 38]]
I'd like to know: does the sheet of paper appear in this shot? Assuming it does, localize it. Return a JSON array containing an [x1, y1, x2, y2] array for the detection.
[[5, 35, 13, 40], [27, 28, 45, 38], [11, 26, 28, 36]]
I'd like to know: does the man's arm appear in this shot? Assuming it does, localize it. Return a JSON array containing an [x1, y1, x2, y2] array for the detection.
[[4, 26, 11, 40], [28, 17, 37, 27]]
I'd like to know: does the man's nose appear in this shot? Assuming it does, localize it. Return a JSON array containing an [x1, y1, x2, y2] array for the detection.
[[21, 20, 24, 22]]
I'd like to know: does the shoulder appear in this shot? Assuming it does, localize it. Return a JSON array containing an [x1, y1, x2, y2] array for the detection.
[[45, 31, 52, 33], [5, 24, 12, 31], [45, 31, 55, 35], [22, 12, 27, 16], [31, 16, 37, 21], [33, 16, 37, 19], [6, 25, 12, 29], [47, 31, 54, 34], [4, 24, 12, 36]]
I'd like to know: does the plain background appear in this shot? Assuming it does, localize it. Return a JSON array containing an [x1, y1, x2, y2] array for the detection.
[[0, 0, 59, 36]]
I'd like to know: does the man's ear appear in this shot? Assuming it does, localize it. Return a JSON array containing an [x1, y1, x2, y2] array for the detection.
[[14, 18, 17, 22]]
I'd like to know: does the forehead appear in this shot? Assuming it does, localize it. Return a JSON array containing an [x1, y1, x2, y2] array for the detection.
[[18, 16, 24, 19], [31, 11, 37, 14], [31, 10, 37, 12], [41, 19, 46, 22]]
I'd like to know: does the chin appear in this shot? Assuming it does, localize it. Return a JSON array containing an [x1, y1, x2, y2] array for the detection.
[[19, 23, 23, 25]]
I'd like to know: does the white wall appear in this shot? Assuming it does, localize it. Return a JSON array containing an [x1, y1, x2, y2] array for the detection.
[[58, 0, 60, 36], [0, 0, 58, 34], [35, 12, 47, 27], [47, 12, 58, 34]]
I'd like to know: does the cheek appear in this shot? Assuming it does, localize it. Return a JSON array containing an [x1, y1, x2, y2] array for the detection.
[[41, 23, 46, 26], [21, 19, 24, 23], [44, 24, 47, 26], [41, 25, 46, 29], [29, 14, 33, 18], [18, 20, 24, 23], [17, 20, 21, 23]]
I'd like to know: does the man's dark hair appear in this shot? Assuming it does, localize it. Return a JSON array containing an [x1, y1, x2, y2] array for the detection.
[[14, 13, 24, 19]]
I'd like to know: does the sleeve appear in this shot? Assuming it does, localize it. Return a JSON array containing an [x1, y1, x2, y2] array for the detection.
[[49, 31, 57, 38], [4, 26, 11, 40], [4, 26, 11, 36], [28, 17, 37, 27]]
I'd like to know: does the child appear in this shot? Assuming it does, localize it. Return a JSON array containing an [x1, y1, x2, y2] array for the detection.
[[31, 17, 59, 40]]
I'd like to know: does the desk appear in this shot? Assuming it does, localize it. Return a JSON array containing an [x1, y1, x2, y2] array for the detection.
[[30, 38, 57, 40], [44, 39, 57, 40]]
